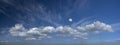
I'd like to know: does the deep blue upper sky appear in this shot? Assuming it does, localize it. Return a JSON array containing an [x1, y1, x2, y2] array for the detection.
[[0, 0, 120, 45], [0, 0, 120, 27]]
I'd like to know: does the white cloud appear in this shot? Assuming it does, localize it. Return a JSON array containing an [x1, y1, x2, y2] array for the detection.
[[9, 24, 27, 37], [77, 21, 113, 33], [9, 21, 113, 40], [68, 18, 73, 22]]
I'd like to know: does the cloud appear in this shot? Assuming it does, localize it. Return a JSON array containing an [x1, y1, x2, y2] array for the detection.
[[111, 23, 120, 31], [77, 21, 113, 33], [9, 24, 27, 37], [9, 21, 113, 40], [71, 16, 93, 27]]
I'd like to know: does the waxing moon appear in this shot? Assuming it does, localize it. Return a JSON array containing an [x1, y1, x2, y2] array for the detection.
[[68, 18, 73, 22]]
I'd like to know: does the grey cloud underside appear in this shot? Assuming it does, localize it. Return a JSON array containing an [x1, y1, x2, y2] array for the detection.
[[9, 21, 113, 40]]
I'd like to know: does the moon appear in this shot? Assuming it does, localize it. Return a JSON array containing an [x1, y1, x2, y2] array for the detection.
[[68, 18, 73, 22]]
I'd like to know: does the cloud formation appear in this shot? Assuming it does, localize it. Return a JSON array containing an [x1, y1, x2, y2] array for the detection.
[[9, 21, 113, 40]]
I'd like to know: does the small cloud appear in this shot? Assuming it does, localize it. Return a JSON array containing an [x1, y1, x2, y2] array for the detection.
[[68, 18, 73, 22]]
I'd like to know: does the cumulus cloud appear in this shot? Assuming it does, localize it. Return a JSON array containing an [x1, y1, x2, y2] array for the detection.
[[77, 21, 113, 33], [9, 21, 113, 40]]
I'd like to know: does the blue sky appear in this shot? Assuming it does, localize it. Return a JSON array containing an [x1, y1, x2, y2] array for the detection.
[[0, 0, 120, 45]]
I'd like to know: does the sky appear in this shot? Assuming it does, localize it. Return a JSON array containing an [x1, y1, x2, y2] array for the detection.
[[0, 0, 120, 45]]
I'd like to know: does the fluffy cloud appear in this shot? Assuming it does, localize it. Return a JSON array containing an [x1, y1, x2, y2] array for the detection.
[[9, 21, 113, 40], [9, 24, 27, 37], [77, 21, 113, 33]]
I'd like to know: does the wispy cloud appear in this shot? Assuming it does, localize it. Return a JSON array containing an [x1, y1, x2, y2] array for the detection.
[[111, 23, 120, 31]]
